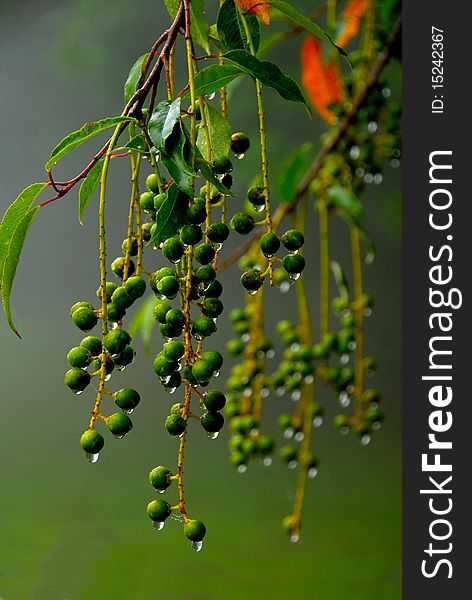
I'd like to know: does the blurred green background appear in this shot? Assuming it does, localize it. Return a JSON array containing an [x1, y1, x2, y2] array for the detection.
[[0, 1, 401, 598]]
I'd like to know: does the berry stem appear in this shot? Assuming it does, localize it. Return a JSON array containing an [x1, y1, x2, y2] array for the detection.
[[351, 227, 365, 420]]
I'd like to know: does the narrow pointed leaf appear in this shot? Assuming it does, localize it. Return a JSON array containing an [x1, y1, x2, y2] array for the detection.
[[330, 261, 350, 301], [223, 49, 308, 106], [149, 184, 189, 245], [197, 103, 232, 160], [78, 159, 103, 224], [45, 117, 135, 171], [124, 134, 149, 154], [148, 99, 182, 150], [217, 0, 260, 52], [165, 0, 210, 53], [195, 155, 234, 195], [1, 206, 41, 335], [276, 143, 314, 202], [190, 64, 246, 98], [124, 53, 150, 102], [129, 296, 157, 354]]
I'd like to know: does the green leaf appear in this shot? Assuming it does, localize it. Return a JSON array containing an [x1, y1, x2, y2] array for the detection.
[[123, 134, 149, 154], [197, 103, 232, 160], [148, 99, 182, 150], [195, 155, 234, 195], [45, 117, 135, 171], [330, 261, 349, 301], [128, 296, 157, 354], [326, 186, 365, 224], [190, 64, 246, 98], [165, 0, 210, 53], [1, 206, 41, 336], [217, 0, 260, 52], [78, 159, 104, 225], [149, 184, 189, 245], [276, 143, 314, 203], [223, 49, 308, 106], [124, 53, 149, 102], [269, 0, 347, 57]]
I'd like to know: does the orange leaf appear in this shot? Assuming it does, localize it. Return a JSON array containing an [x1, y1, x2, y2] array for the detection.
[[336, 0, 370, 48], [235, 0, 270, 26], [301, 37, 343, 124]]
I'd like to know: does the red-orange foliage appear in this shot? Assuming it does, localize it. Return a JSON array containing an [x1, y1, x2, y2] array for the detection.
[[337, 0, 370, 48], [235, 0, 270, 26]]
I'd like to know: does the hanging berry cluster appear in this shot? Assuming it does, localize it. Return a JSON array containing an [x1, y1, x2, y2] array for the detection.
[[0, 0, 401, 550]]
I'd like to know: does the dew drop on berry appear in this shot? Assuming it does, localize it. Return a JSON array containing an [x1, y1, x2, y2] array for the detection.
[[288, 460, 298, 470], [214, 242, 223, 251], [305, 375, 314, 384], [276, 387, 286, 397], [267, 349, 275, 359], [110, 321, 119, 330], [153, 521, 165, 531], [339, 392, 350, 407], [341, 354, 350, 365], [193, 332, 203, 341], [86, 452, 100, 464], [313, 416, 323, 428], [290, 343, 300, 351], [113, 434, 124, 439], [341, 426, 350, 436], [122, 408, 134, 415], [208, 431, 219, 440], [261, 387, 270, 398], [213, 370, 220, 378], [367, 121, 378, 133], [263, 457, 272, 467], [234, 152, 245, 160], [308, 467, 318, 479], [237, 464, 247, 474], [349, 145, 360, 160], [162, 375, 172, 385], [364, 173, 374, 184], [291, 390, 301, 402], [166, 387, 177, 395], [208, 92, 216, 100], [355, 167, 365, 178], [242, 333, 250, 343], [382, 87, 391, 97], [253, 203, 265, 213], [290, 533, 300, 544], [104, 373, 112, 382], [294, 431, 304, 442], [248, 289, 259, 296], [361, 434, 371, 446], [348, 341, 357, 351], [192, 540, 203, 552], [117, 365, 126, 372], [293, 373, 302, 382], [364, 307, 372, 317], [284, 428, 294, 440], [374, 173, 383, 185], [74, 390, 83, 396], [372, 421, 382, 431]]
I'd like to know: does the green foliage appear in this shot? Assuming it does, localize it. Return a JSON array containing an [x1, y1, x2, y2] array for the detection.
[[217, 0, 260, 53], [191, 64, 245, 98], [276, 143, 314, 203], [124, 53, 149, 102], [78, 158, 104, 224]]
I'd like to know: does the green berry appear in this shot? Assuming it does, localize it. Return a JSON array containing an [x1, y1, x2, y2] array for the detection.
[[154, 192, 168, 211], [186, 198, 207, 224], [147, 499, 171, 521], [332, 296, 349, 313], [259, 232, 280, 257], [192, 359, 214, 383], [206, 222, 230, 244], [155, 267, 175, 281], [153, 300, 171, 324], [157, 276, 180, 299], [231, 132, 250, 154], [333, 414, 349, 430], [281, 229, 305, 251], [201, 411, 224, 433], [201, 297, 223, 318], [247, 185, 265, 206], [121, 236, 138, 256], [180, 224, 203, 246], [241, 269, 264, 293], [113, 345, 135, 367], [96, 282, 118, 303], [192, 316, 217, 339], [107, 413, 133, 437], [65, 367, 91, 392], [111, 257, 135, 279], [162, 237, 184, 263], [67, 346, 91, 368], [279, 445, 298, 464], [146, 173, 160, 193], [103, 329, 131, 355], [259, 435, 275, 455], [149, 466, 172, 491], [114, 388, 140, 411], [221, 173, 233, 189], [70, 301, 94, 317], [163, 372, 182, 391], [283, 254, 306, 275], [166, 308, 185, 330], [195, 265, 216, 284], [107, 303, 126, 323], [124, 276, 146, 299], [202, 350, 223, 372], [142, 222, 153, 242], [163, 340, 185, 362], [199, 279, 223, 298], [110, 287, 134, 310], [71, 306, 98, 331], [153, 354, 178, 378], [212, 155, 233, 174], [194, 243, 215, 265], [203, 390, 226, 411], [139, 191, 155, 212], [226, 338, 244, 357], [80, 336, 102, 356], [165, 413, 187, 436], [230, 212, 254, 235], [363, 389, 381, 405], [80, 429, 104, 454], [366, 408, 385, 423], [92, 354, 115, 376], [184, 519, 206, 542]]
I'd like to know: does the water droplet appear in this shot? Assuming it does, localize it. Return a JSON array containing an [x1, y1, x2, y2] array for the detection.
[[267, 349, 275, 359], [263, 457, 272, 467], [279, 281, 291, 294], [361, 434, 371, 446], [294, 431, 304, 442], [290, 343, 300, 351], [253, 203, 265, 213], [87, 452, 100, 464], [153, 521, 165, 531], [289, 273, 301, 281], [391, 158, 400, 168], [162, 375, 171, 384], [248, 289, 259, 296], [288, 460, 298, 470], [213, 370, 220, 378], [367, 369, 375, 378], [208, 431, 219, 440], [349, 145, 360, 160], [242, 333, 250, 343], [208, 92, 216, 100], [237, 464, 247, 474], [347, 385, 355, 394], [293, 373, 302, 383], [110, 321, 119, 330], [159, 241, 165, 249], [341, 426, 350, 436], [291, 390, 301, 402], [152, 244, 159, 251], [235, 152, 245, 160], [308, 467, 318, 479], [373, 173, 383, 185], [243, 388, 252, 398], [355, 167, 365, 178], [284, 428, 294, 440], [74, 390, 83, 396], [157, 488, 166, 494], [372, 421, 382, 431], [104, 374, 112, 382], [261, 388, 270, 398], [367, 121, 378, 133], [122, 408, 134, 415], [348, 341, 357, 351], [392, 149, 401, 158], [304, 375, 314, 384], [171, 257, 181, 265], [193, 332, 203, 341], [113, 433, 124, 439], [166, 387, 177, 395], [382, 86, 391, 97], [276, 387, 286, 397], [339, 392, 350, 407], [176, 363, 182, 372], [364, 308, 372, 317], [192, 540, 203, 552], [364, 173, 374, 184], [290, 533, 300, 544]]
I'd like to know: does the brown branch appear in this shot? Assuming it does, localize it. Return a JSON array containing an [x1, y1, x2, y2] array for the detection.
[[219, 16, 402, 271]]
